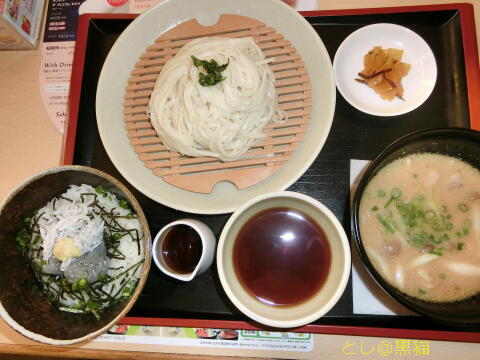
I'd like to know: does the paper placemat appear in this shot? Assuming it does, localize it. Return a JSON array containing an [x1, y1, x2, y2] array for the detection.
[[96, 325, 314, 352]]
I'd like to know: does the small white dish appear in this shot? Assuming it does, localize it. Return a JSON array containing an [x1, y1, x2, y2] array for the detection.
[[152, 219, 216, 281], [333, 23, 437, 116]]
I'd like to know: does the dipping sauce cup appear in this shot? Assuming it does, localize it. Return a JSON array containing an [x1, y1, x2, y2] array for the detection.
[[217, 191, 351, 328], [152, 219, 216, 281]]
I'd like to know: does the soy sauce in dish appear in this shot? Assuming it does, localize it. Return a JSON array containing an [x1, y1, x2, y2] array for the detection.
[[162, 225, 202, 274], [233, 207, 331, 306]]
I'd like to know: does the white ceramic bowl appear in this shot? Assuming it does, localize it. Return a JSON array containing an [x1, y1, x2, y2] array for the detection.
[[152, 219, 216, 281], [96, 0, 335, 214], [333, 23, 437, 116], [217, 191, 351, 328]]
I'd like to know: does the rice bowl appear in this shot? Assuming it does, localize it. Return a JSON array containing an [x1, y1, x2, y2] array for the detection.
[[0, 166, 151, 345], [20, 184, 145, 319]]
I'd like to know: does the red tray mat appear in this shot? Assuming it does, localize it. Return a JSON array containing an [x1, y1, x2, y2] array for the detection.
[[66, 3, 480, 342]]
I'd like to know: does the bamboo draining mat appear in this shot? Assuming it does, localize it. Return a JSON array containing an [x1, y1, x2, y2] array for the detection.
[[124, 14, 312, 194]]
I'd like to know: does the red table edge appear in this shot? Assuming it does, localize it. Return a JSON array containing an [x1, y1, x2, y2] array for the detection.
[[62, 4, 480, 343]]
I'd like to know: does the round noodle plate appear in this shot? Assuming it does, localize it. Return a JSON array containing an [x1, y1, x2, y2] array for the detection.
[[125, 14, 313, 193], [96, 0, 335, 214]]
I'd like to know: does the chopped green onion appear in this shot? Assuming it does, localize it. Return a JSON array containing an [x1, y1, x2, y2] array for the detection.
[[371, 206, 379, 211], [377, 189, 386, 198], [457, 242, 465, 251], [73, 302, 86, 311], [33, 235, 41, 245], [95, 185, 108, 197], [384, 198, 394, 208], [432, 222, 442, 232], [121, 281, 136, 297], [87, 299, 100, 310], [15, 228, 29, 249], [391, 188, 401, 199], [429, 247, 445, 256], [376, 214, 395, 233], [72, 278, 88, 291], [436, 233, 449, 242], [458, 203, 469, 212], [438, 273, 446, 280], [383, 189, 401, 209], [119, 199, 130, 209], [34, 235, 42, 244]]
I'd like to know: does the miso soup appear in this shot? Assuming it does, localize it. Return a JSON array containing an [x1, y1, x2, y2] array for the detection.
[[359, 153, 480, 302]]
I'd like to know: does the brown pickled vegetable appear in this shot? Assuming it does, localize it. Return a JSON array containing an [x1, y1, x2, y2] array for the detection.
[[355, 46, 411, 101]]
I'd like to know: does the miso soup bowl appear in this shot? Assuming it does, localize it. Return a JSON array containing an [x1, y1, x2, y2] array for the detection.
[[217, 191, 351, 328], [352, 127, 480, 325], [0, 166, 151, 345]]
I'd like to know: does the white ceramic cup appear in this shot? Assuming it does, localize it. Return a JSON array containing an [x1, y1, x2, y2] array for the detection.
[[152, 219, 216, 281]]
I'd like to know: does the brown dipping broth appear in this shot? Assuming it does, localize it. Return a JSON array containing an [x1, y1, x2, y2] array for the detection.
[[233, 207, 331, 307], [161, 225, 202, 274]]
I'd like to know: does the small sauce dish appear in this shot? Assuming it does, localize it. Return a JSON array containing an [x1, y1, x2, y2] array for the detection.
[[152, 219, 216, 281]]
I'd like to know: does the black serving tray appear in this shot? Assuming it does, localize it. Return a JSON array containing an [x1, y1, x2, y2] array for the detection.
[[66, 4, 480, 341]]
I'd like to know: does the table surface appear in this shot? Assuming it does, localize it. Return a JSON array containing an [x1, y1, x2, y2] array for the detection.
[[1, 0, 480, 359]]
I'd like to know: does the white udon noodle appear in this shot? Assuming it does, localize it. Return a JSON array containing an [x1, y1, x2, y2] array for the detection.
[[147, 36, 285, 162]]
